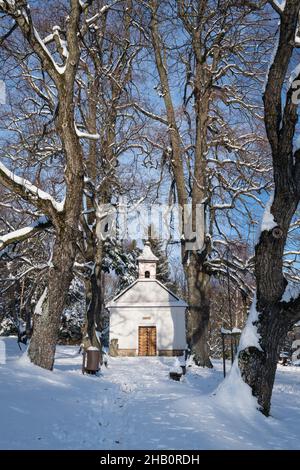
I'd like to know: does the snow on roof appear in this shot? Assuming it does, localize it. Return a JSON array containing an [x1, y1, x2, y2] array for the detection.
[[137, 241, 159, 262], [106, 279, 187, 308]]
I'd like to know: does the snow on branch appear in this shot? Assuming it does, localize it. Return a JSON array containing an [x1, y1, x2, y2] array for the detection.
[[0, 216, 51, 251], [33, 27, 66, 75], [238, 293, 262, 352], [0, 1, 16, 8], [34, 287, 48, 316], [206, 252, 254, 299], [281, 280, 300, 302], [269, 0, 286, 14], [33, 27, 69, 75], [117, 102, 168, 126], [75, 124, 100, 140], [0, 1, 66, 79], [259, 193, 277, 236], [79, 0, 121, 36], [0, 161, 65, 216], [85, 1, 119, 24]]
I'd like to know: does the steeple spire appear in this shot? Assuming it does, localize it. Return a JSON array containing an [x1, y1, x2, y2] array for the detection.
[[137, 241, 158, 279]]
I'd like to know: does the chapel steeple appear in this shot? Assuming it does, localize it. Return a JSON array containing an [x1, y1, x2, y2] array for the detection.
[[137, 241, 158, 279]]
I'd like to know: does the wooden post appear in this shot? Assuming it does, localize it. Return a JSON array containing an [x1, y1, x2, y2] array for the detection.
[[222, 333, 226, 378], [82, 350, 86, 375], [230, 335, 234, 364]]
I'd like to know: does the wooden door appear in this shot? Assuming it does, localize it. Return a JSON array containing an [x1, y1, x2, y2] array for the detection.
[[138, 326, 157, 356]]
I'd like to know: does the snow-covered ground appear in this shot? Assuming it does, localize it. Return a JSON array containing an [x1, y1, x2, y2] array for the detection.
[[0, 336, 300, 450]]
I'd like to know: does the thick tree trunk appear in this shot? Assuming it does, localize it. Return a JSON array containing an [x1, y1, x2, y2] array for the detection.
[[28, 231, 77, 370], [184, 251, 212, 367], [235, 215, 300, 415], [237, 228, 300, 414], [237, 202, 300, 402], [238, 303, 292, 415]]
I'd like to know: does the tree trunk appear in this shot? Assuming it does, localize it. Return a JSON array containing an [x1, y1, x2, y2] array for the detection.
[[28, 230, 78, 370], [235, 216, 300, 415], [82, 241, 103, 361], [184, 251, 212, 367], [236, 172, 300, 412], [238, 298, 296, 416], [237, 229, 299, 415], [25, 303, 32, 337]]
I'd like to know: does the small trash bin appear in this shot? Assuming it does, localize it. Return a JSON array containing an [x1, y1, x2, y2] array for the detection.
[[169, 371, 182, 381], [82, 347, 101, 375]]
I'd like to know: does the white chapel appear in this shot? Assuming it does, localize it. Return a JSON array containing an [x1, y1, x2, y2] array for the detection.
[[107, 242, 187, 357]]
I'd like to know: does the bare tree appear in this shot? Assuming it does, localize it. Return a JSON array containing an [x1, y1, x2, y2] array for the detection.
[[0, 0, 89, 369], [236, 0, 300, 415], [75, 0, 146, 350], [133, 0, 269, 366], [0, 0, 155, 366]]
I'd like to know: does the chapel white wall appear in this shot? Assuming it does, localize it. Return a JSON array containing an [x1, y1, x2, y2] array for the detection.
[[109, 306, 186, 351]]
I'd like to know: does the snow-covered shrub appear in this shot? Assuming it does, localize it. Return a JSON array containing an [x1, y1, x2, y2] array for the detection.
[[58, 278, 85, 344], [0, 317, 18, 336], [58, 311, 83, 344]]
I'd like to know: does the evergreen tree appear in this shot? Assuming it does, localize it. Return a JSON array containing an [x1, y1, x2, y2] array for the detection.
[[102, 239, 141, 294]]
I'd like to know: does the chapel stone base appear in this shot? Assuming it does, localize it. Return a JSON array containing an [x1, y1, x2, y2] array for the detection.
[[110, 348, 184, 357]]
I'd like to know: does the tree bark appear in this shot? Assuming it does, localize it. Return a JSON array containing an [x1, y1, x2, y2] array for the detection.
[[238, 218, 300, 414], [238, 303, 293, 415], [28, 229, 78, 369], [82, 239, 103, 358], [184, 251, 212, 367]]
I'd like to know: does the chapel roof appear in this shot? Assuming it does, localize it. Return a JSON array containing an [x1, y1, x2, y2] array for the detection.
[[137, 241, 159, 262], [106, 278, 188, 308]]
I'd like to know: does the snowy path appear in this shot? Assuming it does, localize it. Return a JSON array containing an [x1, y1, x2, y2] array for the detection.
[[0, 337, 300, 450]]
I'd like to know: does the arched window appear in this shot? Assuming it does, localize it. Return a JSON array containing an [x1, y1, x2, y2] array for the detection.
[[145, 270, 150, 278]]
